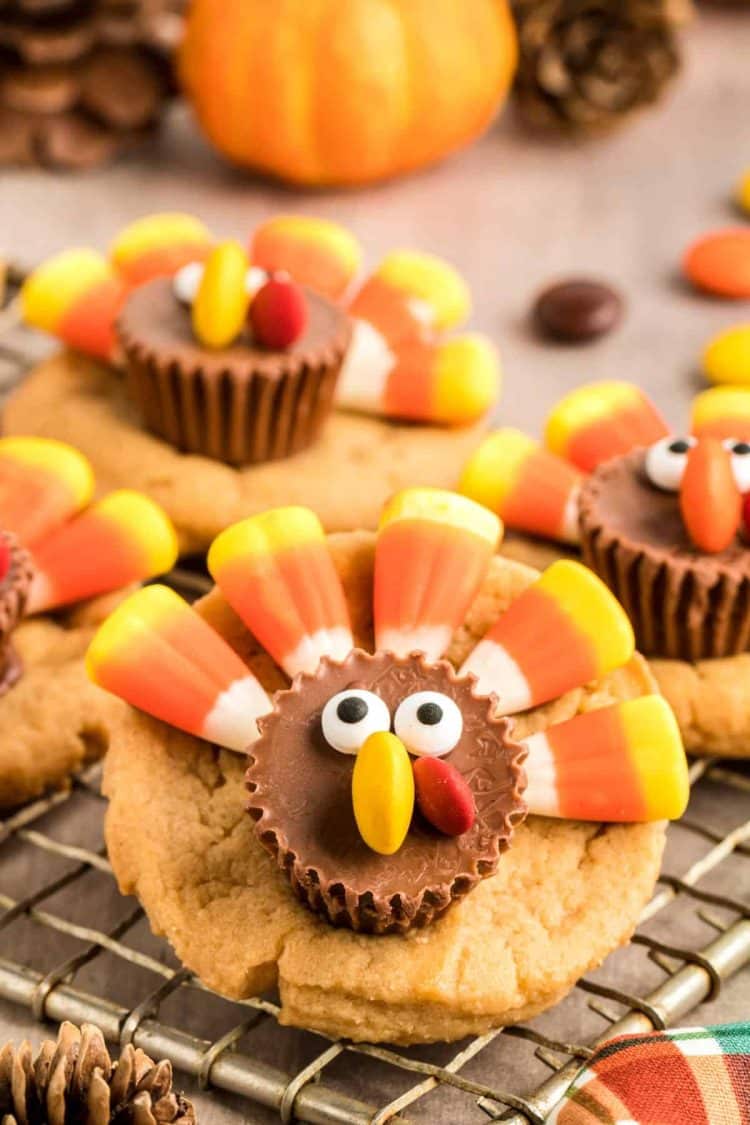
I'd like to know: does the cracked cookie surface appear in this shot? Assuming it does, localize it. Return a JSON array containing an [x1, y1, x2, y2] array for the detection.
[[103, 535, 666, 1043], [0, 590, 128, 808]]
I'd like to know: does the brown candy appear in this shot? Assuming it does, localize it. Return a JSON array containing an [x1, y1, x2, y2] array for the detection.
[[533, 279, 624, 343]]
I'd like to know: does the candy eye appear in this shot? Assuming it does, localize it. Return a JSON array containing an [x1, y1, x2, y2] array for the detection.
[[321, 689, 390, 754], [173, 261, 205, 305], [723, 438, 750, 492], [645, 436, 696, 491], [393, 692, 463, 758]]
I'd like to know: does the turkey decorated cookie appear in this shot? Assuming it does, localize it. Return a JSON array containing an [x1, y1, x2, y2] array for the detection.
[[9, 213, 500, 550], [0, 436, 177, 807], [460, 381, 750, 757], [91, 489, 687, 1042]]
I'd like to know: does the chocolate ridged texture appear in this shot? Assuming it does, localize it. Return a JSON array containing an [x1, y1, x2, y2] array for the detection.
[[0, 531, 33, 696], [246, 651, 528, 935], [579, 448, 750, 660], [117, 278, 352, 466]]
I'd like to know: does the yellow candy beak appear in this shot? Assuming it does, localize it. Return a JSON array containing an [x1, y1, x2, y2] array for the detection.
[[351, 731, 415, 855]]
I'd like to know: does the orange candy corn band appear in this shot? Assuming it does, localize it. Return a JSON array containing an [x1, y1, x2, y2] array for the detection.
[[546, 382, 670, 472], [208, 508, 353, 678], [374, 489, 501, 660], [27, 490, 178, 613], [459, 429, 583, 543], [460, 560, 634, 712], [251, 216, 361, 300], [0, 437, 94, 546], [523, 696, 689, 822], [86, 586, 270, 752], [691, 387, 750, 441], [349, 251, 471, 343]]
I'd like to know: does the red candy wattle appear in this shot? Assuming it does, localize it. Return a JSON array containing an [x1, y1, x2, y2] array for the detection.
[[413, 756, 476, 837], [0, 539, 10, 584], [743, 494, 750, 540], [248, 276, 308, 350]]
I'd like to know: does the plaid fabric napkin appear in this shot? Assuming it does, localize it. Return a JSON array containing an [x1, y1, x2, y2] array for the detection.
[[548, 1023, 750, 1123]]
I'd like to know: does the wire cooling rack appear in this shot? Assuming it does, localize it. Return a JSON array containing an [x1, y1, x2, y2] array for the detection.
[[0, 268, 749, 1123]]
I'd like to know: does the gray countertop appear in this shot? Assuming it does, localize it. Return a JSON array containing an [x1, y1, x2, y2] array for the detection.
[[0, 7, 749, 1123]]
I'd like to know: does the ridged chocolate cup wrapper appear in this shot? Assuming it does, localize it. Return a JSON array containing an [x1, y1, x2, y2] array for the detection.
[[246, 651, 527, 935], [117, 278, 352, 466], [0, 531, 33, 695], [579, 449, 750, 661]]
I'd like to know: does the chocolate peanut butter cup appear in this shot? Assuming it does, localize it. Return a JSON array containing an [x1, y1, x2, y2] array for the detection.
[[247, 650, 527, 935], [0, 531, 33, 694], [579, 449, 750, 660], [117, 278, 351, 466]]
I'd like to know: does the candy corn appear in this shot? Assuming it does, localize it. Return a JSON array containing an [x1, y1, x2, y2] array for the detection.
[[208, 508, 353, 678], [374, 489, 501, 660], [545, 381, 670, 472], [691, 387, 750, 442], [87, 585, 271, 751], [110, 213, 213, 287], [349, 251, 470, 344], [251, 216, 361, 300], [522, 696, 689, 821], [21, 249, 126, 361], [352, 731, 415, 855], [192, 241, 250, 349], [460, 559, 634, 712], [459, 429, 583, 543], [27, 490, 178, 613], [0, 437, 94, 546], [336, 331, 500, 425]]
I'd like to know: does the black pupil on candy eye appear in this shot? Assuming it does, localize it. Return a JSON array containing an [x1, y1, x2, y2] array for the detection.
[[668, 439, 690, 454], [733, 442, 750, 455], [337, 696, 368, 724], [417, 702, 443, 726]]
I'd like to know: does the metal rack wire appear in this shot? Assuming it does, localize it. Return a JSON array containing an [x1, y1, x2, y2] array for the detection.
[[0, 271, 749, 1123]]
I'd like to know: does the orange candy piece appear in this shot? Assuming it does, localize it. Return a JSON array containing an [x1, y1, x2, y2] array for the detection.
[[683, 228, 750, 299], [679, 438, 741, 553], [251, 216, 361, 300]]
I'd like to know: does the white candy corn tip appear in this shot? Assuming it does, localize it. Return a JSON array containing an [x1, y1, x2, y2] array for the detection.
[[521, 732, 558, 817], [284, 626, 354, 679], [459, 639, 531, 713], [202, 675, 272, 752], [337, 319, 395, 411], [561, 486, 582, 544], [376, 624, 453, 663]]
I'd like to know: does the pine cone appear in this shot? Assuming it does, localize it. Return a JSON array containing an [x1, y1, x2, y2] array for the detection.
[[0, 0, 185, 168], [511, 0, 693, 134], [0, 1021, 196, 1124]]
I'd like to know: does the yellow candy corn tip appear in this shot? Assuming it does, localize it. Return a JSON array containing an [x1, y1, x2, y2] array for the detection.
[[208, 507, 324, 572], [192, 240, 249, 349], [94, 490, 179, 575], [21, 249, 113, 332], [377, 250, 471, 331], [545, 381, 644, 457], [433, 335, 501, 424], [85, 583, 185, 682], [459, 428, 538, 513], [351, 731, 415, 856], [701, 324, 750, 387], [256, 215, 362, 275], [0, 436, 94, 507], [538, 559, 635, 671], [691, 386, 750, 433], [110, 213, 212, 264], [619, 695, 689, 820], [380, 488, 502, 548], [735, 170, 750, 216]]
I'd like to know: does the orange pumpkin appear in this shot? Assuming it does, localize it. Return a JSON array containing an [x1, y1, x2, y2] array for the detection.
[[179, 0, 518, 187]]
